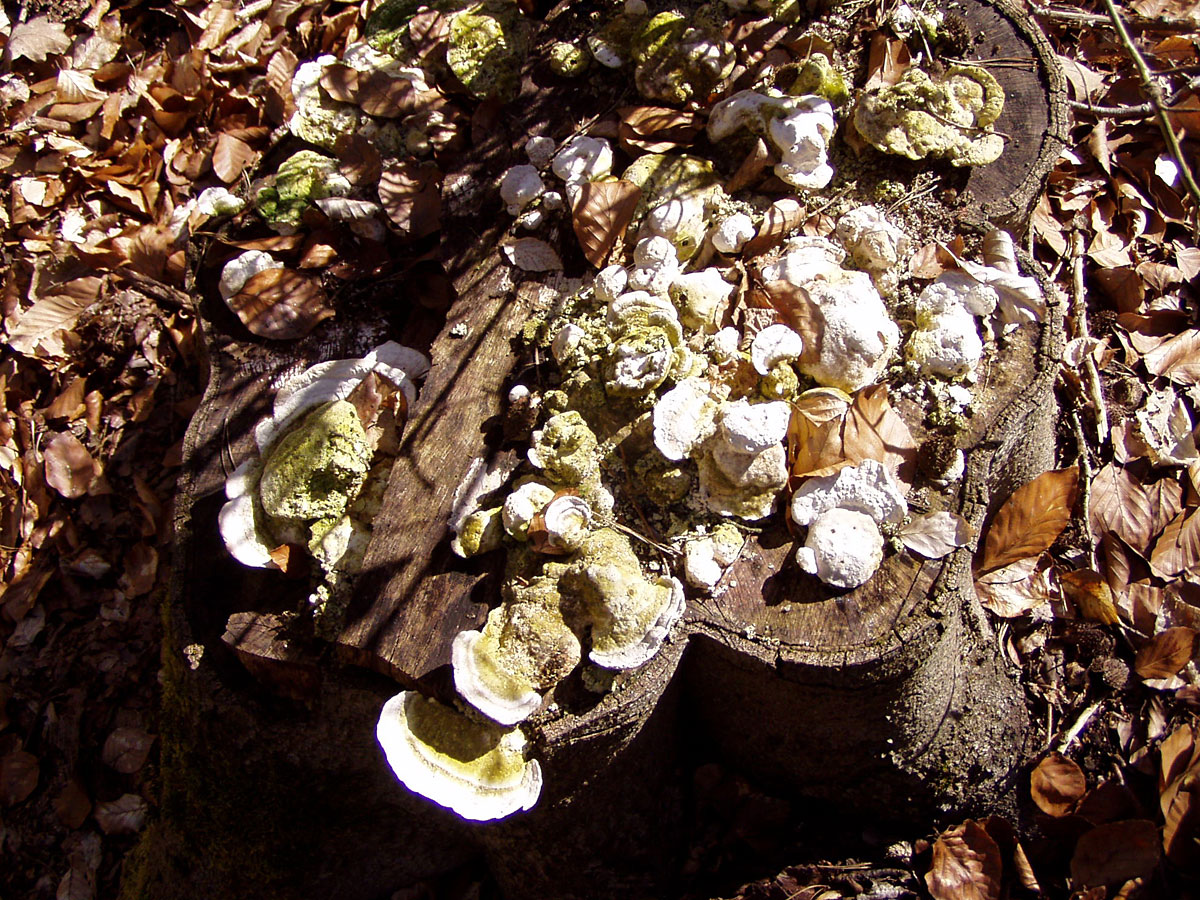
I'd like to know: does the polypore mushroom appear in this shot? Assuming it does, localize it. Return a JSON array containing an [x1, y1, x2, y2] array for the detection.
[[768, 96, 836, 189], [219, 251, 284, 301], [502, 481, 556, 540], [551, 135, 613, 186], [790, 458, 908, 528], [669, 267, 734, 332], [751, 323, 804, 376], [653, 377, 721, 462], [376, 691, 542, 821], [712, 213, 756, 254], [697, 400, 790, 519], [451, 594, 582, 725], [499, 165, 545, 216], [835, 206, 910, 293], [795, 507, 885, 589], [795, 271, 900, 393]]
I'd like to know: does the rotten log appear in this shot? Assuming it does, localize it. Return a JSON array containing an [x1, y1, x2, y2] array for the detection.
[[138, 0, 1069, 897]]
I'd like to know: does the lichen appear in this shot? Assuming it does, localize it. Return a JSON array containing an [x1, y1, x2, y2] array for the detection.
[[631, 10, 736, 105], [446, 3, 531, 102], [255, 150, 351, 231], [853, 65, 1006, 166]]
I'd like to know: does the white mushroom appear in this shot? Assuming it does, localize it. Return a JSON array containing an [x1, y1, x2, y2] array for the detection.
[[376, 691, 542, 821], [795, 507, 885, 589], [835, 206, 910, 291], [719, 399, 791, 453], [629, 236, 681, 296], [499, 165, 545, 216], [541, 494, 593, 552], [797, 271, 899, 393], [790, 458, 908, 527], [196, 187, 245, 217], [524, 135, 556, 168], [219, 251, 284, 301], [751, 324, 804, 376], [551, 323, 586, 365], [669, 267, 734, 332], [710, 327, 740, 362], [759, 235, 845, 286], [712, 213, 756, 254], [593, 264, 629, 304], [907, 302, 983, 379]]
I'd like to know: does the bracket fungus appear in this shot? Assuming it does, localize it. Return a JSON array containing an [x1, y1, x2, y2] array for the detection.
[[376, 692, 542, 821], [853, 65, 1006, 167]]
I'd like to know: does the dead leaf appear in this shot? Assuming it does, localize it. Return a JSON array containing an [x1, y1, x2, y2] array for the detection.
[[1070, 820, 1162, 887], [1144, 330, 1200, 385], [1058, 54, 1108, 101], [101, 727, 155, 774], [1151, 510, 1200, 577], [1031, 752, 1088, 816], [743, 199, 804, 258], [0, 750, 39, 806], [212, 133, 256, 184], [378, 161, 442, 238], [977, 467, 1079, 575], [7, 16, 72, 62], [571, 180, 641, 268], [227, 268, 334, 341], [6, 277, 104, 357], [863, 33, 911, 90], [54, 779, 92, 829], [119, 542, 158, 597], [94, 793, 148, 835], [45, 432, 96, 499], [1061, 569, 1121, 625], [502, 238, 563, 272], [901, 512, 973, 559], [1135, 627, 1197, 680], [1089, 464, 1183, 555], [358, 71, 429, 118], [319, 63, 359, 102], [975, 557, 1054, 617], [925, 819, 1003, 900], [618, 106, 703, 153], [909, 242, 958, 279]]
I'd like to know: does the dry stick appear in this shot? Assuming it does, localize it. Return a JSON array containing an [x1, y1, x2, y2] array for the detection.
[[1033, 3, 1199, 29], [1100, 0, 1200, 236], [1054, 699, 1103, 753], [1070, 231, 1110, 450], [1070, 76, 1200, 121], [1071, 406, 1099, 571]]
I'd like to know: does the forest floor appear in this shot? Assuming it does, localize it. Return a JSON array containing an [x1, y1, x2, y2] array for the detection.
[[1, 0, 1199, 898]]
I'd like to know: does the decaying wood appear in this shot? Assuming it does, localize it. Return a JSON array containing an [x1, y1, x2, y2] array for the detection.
[[154, 1, 1070, 898]]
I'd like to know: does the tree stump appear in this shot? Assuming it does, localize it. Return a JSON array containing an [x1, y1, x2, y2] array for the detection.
[[145, 1, 1069, 898]]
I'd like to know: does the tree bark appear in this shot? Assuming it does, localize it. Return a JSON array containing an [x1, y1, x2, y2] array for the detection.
[[137, 1, 1069, 897]]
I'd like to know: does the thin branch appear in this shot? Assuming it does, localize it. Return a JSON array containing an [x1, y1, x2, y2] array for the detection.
[[1054, 700, 1103, 753], [1033, 3, 1200, 30], [1099, 0, 1200, 236], [1069, 76, 1200, 120], [1069, 231, 1109, 449]]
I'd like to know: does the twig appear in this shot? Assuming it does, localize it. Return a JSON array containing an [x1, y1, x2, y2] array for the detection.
[[111, 268, 194, 311], [1070, 406, 1098, 570], [1055, 700, 1103, 753], [1069, 231, 1109, 448], [1033, 4, 1200, 30], [1069, 76, 1200, 121], [1099, 0, 1200, 236]]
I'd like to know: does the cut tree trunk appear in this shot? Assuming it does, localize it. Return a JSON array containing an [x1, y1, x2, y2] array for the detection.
[[139, 1, 1068, 898]]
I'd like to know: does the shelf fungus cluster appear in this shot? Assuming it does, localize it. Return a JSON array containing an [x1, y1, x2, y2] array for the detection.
[[218, 342, 430, 630]]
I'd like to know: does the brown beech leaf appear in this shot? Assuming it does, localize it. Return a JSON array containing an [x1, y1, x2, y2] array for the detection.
[[1145, 330, 1200, 384], [337, 134, 383, 187], [267, 544, 310, 578], [618, 106, 703, 152], [788, 389, 853, 480], [572, 179, 641, 268], [101, 727, 155, 775], [842, 384, 919, 482], [45, 432, 96, 499], [227, 269, 334, 341], [1150, 509, 1200, 578], [1089, 464, 1182, 556], [212, 133, 256, 184], [94, 793, 148, 835], [863, 33, 911, 90], [319, 62, 359, 102], [0, 751, 40, 806], [53, 779, 92, 829], [1070, 819, 1161, 887], [1135, 627, 1197, 680], [378, 161, 442, 238], [358, 71, 428, 118], [743, 199, 804, 258], [900, 512, 973, 559], [1031, 752, 1088, 816], [975, 557, 1053, 618], [119, 542, 158, 597], [925, 819, 1003, 900], [8, 16, 72, 62], [1061, 569, 1121, 625], [977, 467, 1079, 575], [502, 238, 562, 272]]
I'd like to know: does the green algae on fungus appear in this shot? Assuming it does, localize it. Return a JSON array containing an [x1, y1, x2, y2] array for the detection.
[[631, 7, 735, 105], [549, 41, 589, 77], [376, 691, 542, 821], [255, 150, 351, 231], [789, 54, 849, 105], [528, 411, 600, 485], [853, 65, 1006, 166], [447, 2, 532, 101]]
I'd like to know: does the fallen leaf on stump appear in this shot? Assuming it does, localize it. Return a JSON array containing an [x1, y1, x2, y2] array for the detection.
[[1031, 752, 1088, 816], [572, 179, 641, 268], [1061, 569, 1121, 625], [227, 269, 334, 340], [0, 750, 39, 806], [101, 727, 155, 775], [502, 238, 563, 272], [94, 793, 148, 835], [379, 161, 442, 238]]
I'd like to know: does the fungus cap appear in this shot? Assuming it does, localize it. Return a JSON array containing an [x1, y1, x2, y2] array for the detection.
[[720, 399, 791, 454], [751, 324, 804, 376], [712, 213, 755, 254], [790, 458, 908, 527], [796, 507, 885, 589], [653, 377, 720, 461], [376, 691, 542, 821]]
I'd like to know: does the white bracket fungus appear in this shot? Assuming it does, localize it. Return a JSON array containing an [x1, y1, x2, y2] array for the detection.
[[790, 459, 908, 528], [499, 164, 545, 216], [906, 272, 1002, 379], [603, 292, 686, 398], [289, 55, 360, 150], [796, 272, 900, 393], [653, 377, 721, 462], [682, 523, 744, 591], [539, 494, 594, 553], [795, 507, 885, 589], [669, 268, 734, 332], [628, 235, 681, 295], [551, 135, 614, 186], [451, 599, 582, 725], [768, 96, 836, 189], [376, 691, 542, 821], [751, 323, 804, 376], [759, 235, 845, 286], [712, 213, 756, 255], [502, 481, 556, 540], [219, 250, 284, 302], [593, 264, 629, 304], [835, 206, 910, 292], [697, 401, 789, 520]]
